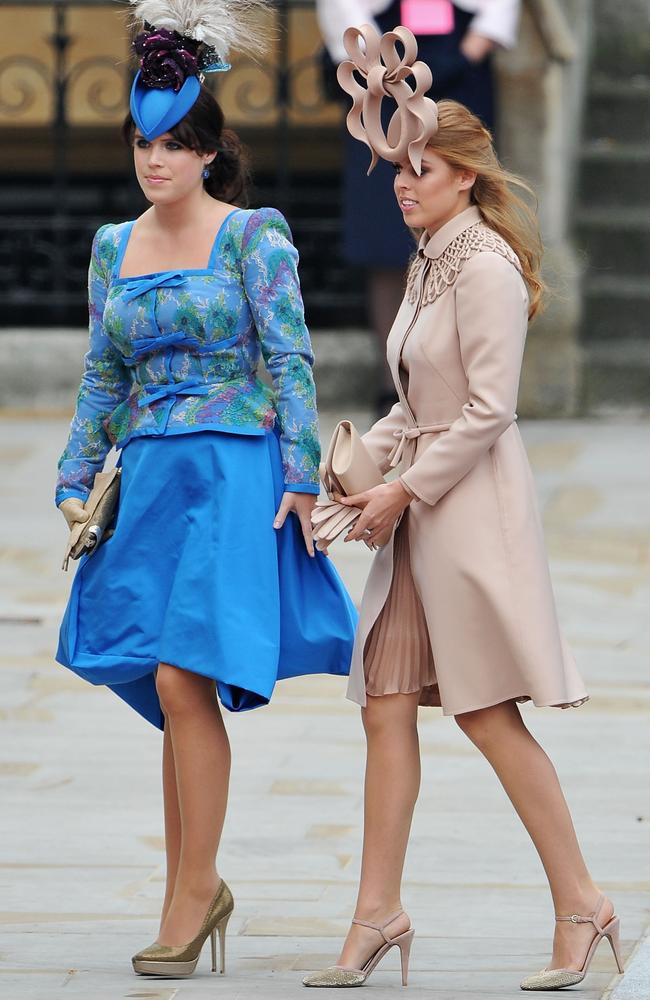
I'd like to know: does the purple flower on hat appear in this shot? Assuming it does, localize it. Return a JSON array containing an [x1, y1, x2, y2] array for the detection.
[[134, 26, 199, 92]]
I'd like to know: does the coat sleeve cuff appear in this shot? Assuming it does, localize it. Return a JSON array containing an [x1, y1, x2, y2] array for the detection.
[[283, 483, 320, 495], [56, 488, 88, 508], [398, 475, 420, 502], [398, 470, 431, 505]]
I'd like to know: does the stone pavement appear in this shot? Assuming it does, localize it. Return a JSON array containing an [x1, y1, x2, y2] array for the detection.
[[1, 411, 649, 1000]]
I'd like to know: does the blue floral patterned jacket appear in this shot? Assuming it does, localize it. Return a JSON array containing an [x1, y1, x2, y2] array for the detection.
[[55, 207, 321, 506]]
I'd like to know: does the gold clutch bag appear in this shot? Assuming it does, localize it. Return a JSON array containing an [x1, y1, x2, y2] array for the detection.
[[312, 420, 384, 551], [62, 467, 121, 571]]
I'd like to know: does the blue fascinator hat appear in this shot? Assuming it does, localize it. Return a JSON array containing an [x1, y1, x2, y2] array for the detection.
[[130, 71, 202, 141], [127, 0, 272, 141], [129, 18, 230, 139]]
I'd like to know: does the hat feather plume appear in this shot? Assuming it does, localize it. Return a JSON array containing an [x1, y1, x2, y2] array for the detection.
[[128, 0, 271, 60]]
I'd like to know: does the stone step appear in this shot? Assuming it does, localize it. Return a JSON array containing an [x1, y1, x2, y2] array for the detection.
[[581, 339, 650, 410], [574, 208, 650, 276], [585, 77, 650, 143], [591, 5, 650, 78], [578, 142, 650, 208], [581, 277, 650, 342]]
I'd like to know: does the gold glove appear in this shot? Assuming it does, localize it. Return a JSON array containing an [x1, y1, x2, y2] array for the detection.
[[60, 498, 90, 529]]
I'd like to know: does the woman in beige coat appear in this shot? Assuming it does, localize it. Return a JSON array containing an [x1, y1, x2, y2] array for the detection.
[[304, 24, 623, 994]]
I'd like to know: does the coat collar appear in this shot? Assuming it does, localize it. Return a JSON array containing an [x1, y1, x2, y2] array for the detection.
[[418, 205, 483, 260]]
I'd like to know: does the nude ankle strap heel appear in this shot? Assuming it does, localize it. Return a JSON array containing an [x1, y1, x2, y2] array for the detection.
[[397, 927, 415, 986], [520, 893, 624, 991], [603, 916, 625, 974], [303, 909, 415, 988]]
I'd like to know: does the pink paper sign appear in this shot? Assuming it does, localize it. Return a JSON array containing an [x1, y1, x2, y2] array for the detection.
[[400, 0, 455, 35]]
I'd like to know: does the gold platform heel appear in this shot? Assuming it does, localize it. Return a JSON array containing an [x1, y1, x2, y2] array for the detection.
[[303, 910, 415, 988], [213, 908, 231, 974], [520, 893, 624, 991], [132, 879, 234, 978]]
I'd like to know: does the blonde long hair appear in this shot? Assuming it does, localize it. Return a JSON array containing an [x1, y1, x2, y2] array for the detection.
[[426, 100, 545, 318]]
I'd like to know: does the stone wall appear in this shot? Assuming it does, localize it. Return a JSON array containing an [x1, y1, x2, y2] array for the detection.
[[495, 0, 593, 416], [592, 0, 650, 75]]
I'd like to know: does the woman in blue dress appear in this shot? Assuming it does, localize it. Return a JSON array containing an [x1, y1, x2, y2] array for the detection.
[[55, 0, 356, 979]]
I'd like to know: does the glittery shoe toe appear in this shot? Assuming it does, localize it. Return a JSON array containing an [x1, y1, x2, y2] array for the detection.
[[131, 942, 160, 963], [520, 968, 584, 991], [303, 966, 366, 987]]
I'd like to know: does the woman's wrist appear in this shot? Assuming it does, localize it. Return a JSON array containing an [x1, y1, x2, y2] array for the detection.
[[388, 478, 413, 509]]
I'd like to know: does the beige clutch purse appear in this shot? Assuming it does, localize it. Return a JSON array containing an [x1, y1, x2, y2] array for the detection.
[[62, 467, 121, 571], [312, 421, 384, 551]]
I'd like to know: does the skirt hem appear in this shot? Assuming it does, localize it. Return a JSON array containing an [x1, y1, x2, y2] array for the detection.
[[351, 687, 590, 716]]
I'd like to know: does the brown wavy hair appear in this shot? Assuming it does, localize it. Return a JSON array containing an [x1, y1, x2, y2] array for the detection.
[[425, 100, 545, 318]]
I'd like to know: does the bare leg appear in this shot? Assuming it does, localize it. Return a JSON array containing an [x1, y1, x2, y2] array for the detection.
[[455, 700, 613, 970], [160, 719, 181, 929], [338, 692, 420, 968], [368, 268, 406, 397], [155, 663, 231, 946]]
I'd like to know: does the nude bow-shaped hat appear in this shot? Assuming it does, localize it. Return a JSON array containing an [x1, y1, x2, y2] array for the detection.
[[337, 23, 438, 176]]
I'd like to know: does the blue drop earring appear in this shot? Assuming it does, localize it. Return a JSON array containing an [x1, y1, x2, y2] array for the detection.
[[202, 167, 210, 179]]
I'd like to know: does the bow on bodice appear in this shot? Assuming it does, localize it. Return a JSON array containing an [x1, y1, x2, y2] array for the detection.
[[122, 270, 188, 303], [135, 379, 217, 435], [119, 269, 238, 366], [123, 329, 238, 367], [336, 23, 438, 175], [137, 379, 213, 408]]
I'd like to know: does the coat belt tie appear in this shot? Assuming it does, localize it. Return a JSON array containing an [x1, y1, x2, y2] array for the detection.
[[388, 421, 453, 468]]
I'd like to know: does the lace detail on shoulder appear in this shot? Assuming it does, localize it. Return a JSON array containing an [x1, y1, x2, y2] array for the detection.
[[405, 223, 522, 305]]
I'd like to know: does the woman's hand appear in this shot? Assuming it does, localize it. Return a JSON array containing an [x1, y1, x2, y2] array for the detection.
[[338, 480, 412, 548], [59, 498, 89, 531], [274, 491, 317, 557], [460, 32, 496, 63]]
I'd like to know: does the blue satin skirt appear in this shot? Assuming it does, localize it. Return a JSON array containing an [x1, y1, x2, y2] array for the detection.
[[56, 430, 357, 728]]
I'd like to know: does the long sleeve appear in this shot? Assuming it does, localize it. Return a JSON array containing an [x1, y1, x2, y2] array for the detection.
[[400, 252, 528, 506], [55, 226, 131, 506], [361, 401, 408, 475], [457, 0, 521, 49], [241, 208, 321, 494]]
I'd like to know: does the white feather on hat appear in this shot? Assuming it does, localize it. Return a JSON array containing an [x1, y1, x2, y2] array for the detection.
[[128, 0, 272, 61]]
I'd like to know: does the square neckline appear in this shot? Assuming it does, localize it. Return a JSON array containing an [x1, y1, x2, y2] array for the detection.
[[114, 208, 242, 283]]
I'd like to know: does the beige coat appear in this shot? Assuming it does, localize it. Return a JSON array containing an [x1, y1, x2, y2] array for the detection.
[[347, 206, 587, 714]]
